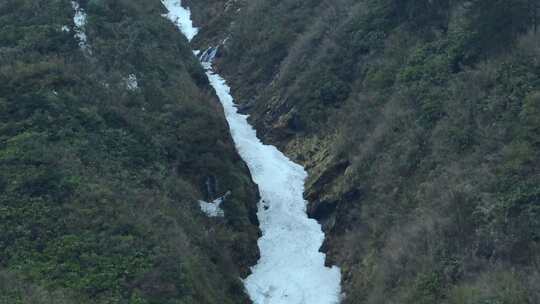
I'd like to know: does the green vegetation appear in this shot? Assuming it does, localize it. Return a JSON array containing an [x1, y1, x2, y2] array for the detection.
[[0, 0, 259, 303], [3, 0, 539, 302], [193, 0, 540, 303]]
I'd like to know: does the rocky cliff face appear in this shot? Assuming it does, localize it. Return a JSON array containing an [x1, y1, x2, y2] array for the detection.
[[191, 0, 540, 303]]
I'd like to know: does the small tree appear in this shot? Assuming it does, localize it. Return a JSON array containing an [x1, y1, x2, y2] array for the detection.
[[521, 91, 540, 145], [466, 0, 531, 54], [528, 0, 540, 33]]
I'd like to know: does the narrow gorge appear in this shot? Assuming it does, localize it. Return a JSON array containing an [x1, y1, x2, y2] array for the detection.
[[1, 0, 539, 303], [161, 1, 342, 303]]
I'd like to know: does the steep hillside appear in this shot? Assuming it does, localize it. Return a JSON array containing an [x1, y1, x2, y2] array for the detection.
[[191, 0, 540, 303], [0, 1, 260, 303]]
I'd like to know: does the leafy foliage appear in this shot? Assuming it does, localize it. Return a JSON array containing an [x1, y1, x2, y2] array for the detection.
[[193, 0, 540, 303], [0, 0, 259, 303]]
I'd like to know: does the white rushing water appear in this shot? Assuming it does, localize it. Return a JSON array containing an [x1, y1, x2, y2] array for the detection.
[[71, 1, 90, 52], [161, 0, 199, 41], [161, 2, 342, 303], [125, 74, 139, 91]]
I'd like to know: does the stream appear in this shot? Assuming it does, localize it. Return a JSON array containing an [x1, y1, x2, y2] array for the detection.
[[161, 1, 342, 303]]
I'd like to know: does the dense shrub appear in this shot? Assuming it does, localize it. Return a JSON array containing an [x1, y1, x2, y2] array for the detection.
[[0, 1, 259, 303]]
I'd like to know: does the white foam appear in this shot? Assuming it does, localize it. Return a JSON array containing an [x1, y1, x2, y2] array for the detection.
[[125, 74, 139, 91], [199, 197, 225, 217], [71, 1, 90, 52], [206, 68, 342, 304], [161, 0, 199, 41]]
